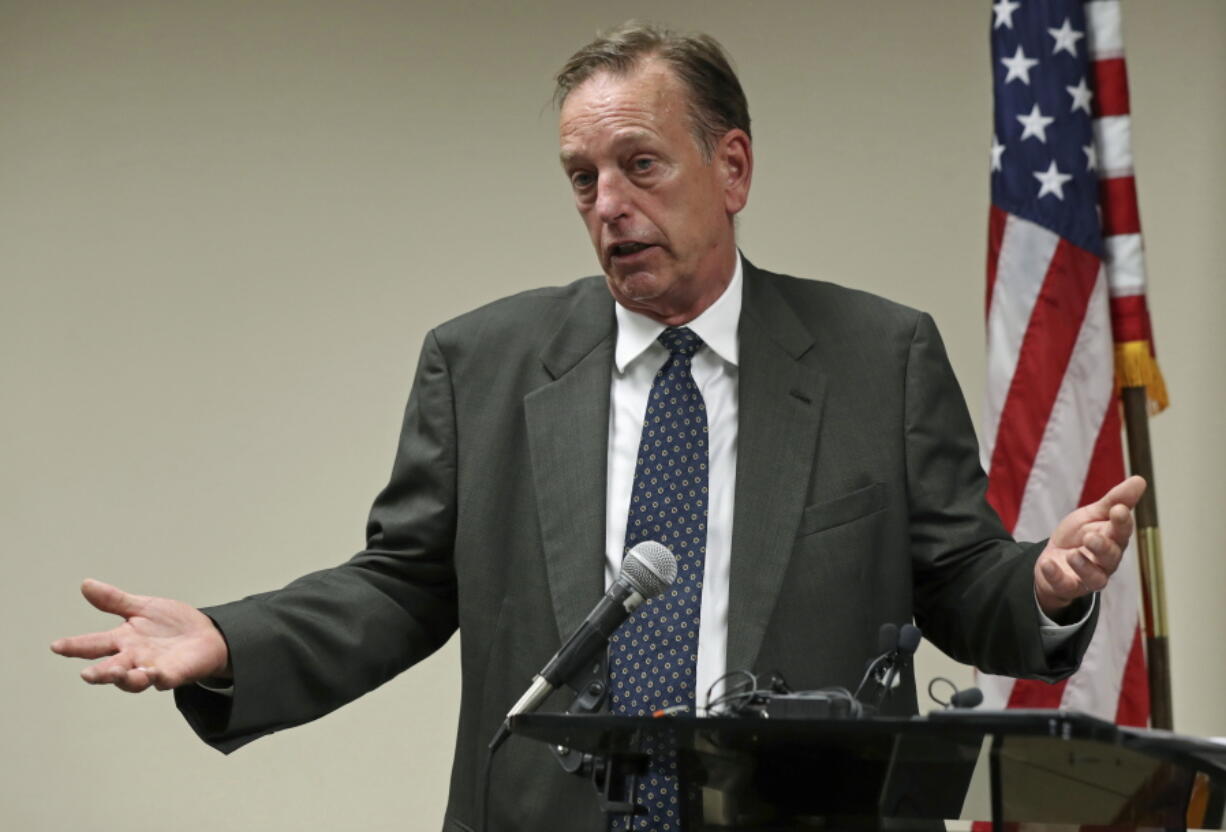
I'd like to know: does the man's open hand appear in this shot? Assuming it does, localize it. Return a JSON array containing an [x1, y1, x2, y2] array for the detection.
[[1035, 475, 1147, 618], [50, 579, 230, 693]]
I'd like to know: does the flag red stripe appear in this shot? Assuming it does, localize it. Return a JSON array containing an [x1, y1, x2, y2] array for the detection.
[[986, 241, 1102, 531], [1100, 177, 1141, 236], [987, 206, 1008, 317], [1078, 397, 1127, 507], [1092, 57, 1131, 118], [1109, 295, 1154, 345], [1115, 624, 1151, 727], [1007, 676, 1068, 709]]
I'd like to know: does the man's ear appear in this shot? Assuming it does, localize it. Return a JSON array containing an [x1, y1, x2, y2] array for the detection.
[[717, 129, 753, 216]]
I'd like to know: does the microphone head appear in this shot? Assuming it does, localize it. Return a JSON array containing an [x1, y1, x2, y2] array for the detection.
[[949, 687, 984, 709], [621, 541, 678, 599], [876, 622, 900, 654], [897, 624, 922, 655]]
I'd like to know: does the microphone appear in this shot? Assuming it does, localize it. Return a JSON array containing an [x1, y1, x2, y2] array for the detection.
[[853, 622, 923, 708], [876, 623, 921, 706], [876, 622, 899, 655], [897, 623, 922, 654], [489, 540, 677, 751], [948, 686, 984, 709]]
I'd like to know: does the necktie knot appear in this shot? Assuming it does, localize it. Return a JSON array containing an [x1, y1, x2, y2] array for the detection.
[[658, 326, 703, 358]]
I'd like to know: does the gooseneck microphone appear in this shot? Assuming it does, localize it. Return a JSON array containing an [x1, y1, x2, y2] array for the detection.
[[488, 540, 677, 751]]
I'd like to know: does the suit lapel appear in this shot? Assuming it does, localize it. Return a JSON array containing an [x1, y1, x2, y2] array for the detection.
[[726, 262, 827, 674], [524, 282, 616, 644]]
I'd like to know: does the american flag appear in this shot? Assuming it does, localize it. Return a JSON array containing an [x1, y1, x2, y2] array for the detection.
[[977, 0, 1165, 726]]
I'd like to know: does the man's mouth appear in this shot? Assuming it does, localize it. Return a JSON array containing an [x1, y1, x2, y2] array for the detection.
[[609, 242, 654, 259]]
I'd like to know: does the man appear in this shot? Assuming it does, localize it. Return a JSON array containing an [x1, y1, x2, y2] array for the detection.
[[52, 23, 1143, 831]]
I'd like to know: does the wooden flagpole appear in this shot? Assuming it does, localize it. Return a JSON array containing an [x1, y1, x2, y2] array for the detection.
[[1121, 385, 1173, 730]]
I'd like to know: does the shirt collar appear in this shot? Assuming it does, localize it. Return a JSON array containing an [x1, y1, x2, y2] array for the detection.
[[613, 252, 743, 372]]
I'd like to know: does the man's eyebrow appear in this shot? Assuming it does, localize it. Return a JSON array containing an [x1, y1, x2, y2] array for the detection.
[[559, 130, 659, 166]]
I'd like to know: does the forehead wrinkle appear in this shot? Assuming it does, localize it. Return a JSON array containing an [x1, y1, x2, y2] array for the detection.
[[558, 61, 685, 157], [559, 119, 662, 164], [561, 104, 661, 139]]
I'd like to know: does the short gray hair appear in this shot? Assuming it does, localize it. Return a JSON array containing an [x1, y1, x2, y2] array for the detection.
[[553, 21, 751, 159]]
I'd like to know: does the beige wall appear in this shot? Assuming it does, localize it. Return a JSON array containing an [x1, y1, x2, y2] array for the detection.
[[4, 1, 1223, 828]]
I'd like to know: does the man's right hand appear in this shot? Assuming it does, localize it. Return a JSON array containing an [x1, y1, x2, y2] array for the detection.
[[51, 579, 231, 693]]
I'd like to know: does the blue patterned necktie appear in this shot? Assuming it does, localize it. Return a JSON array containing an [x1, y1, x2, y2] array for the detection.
[[609, 326, 708, 831]]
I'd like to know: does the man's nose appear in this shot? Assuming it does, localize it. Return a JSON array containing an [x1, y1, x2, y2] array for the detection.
[[594, 174, 631, 225]]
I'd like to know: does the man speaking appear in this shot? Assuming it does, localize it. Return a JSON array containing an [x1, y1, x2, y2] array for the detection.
[[52, 22, 1144, 831]]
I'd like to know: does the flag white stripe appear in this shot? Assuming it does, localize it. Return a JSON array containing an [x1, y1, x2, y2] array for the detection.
[[1105, 233, 1147, 296], [1086, 0, 1124, 58], [983, 215, 1061, 467], [1013, 268, 1114, 541], [978, 665, 1016, 711], [1093, 116, 1134, 175]]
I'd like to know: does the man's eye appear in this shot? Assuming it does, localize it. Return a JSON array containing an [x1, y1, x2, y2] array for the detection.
[[633, 157, 655, 172], [571, 172, 595, 190]]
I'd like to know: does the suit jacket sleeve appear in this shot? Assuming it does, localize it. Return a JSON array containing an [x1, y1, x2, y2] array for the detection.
[[904, 312, 1095, 681], [175, 329, 461, 752]]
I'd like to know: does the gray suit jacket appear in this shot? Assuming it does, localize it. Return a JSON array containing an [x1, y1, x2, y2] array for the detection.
[[176, 259, 1095, 831]]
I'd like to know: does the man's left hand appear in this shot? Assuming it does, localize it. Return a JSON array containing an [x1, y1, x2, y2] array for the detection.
[[1035, 475, 1147, 618]]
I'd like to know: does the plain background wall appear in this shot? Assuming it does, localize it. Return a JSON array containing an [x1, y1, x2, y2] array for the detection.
[[3, 1, 1223, 828]]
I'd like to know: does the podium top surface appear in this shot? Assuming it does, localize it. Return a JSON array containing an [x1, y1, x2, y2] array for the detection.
[[511, 709, 1226, 775]]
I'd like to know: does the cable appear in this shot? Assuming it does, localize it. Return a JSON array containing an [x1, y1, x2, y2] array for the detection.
[[481, 742, 497, 832], [704, 669, 762, 716], [703, 670, 864, 719], [852, 653, 893, 701], [927, 675, 957, 708]]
